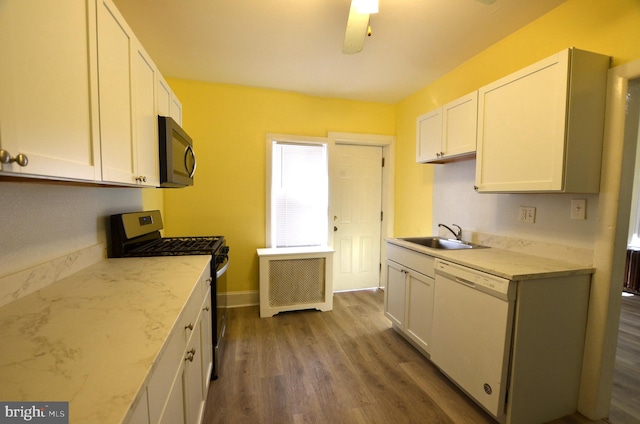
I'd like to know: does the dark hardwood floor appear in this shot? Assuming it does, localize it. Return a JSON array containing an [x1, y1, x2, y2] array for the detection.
[[203, 289, 606, 424], [608, 294, 640, 424]]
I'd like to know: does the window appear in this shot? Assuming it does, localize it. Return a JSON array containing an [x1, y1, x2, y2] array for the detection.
[[267, 136, 329, 248]]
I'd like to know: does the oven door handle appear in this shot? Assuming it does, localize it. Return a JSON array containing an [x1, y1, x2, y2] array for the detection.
[[216, 258, 229, 279]]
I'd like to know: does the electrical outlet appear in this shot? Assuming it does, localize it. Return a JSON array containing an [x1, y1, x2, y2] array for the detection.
[[571, 199, 587, 220], [518, 206, 536, 223]]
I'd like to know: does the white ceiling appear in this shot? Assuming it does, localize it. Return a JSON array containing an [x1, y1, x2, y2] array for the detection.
[[113, 0, 566, 103]]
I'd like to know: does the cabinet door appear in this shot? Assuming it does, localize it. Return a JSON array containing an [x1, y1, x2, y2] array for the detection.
[[158, 76, 183, 125], [97, 0, 136, 184], [416, 109, 442, 163], [200, 289, 213, 393], [126, 390, 150, 424], [475, 51, 570, 192], [133, 44, 159, 187], [171, 96, 183, 126], [442, 91, 477, 158], [405, 271, 434, 354], [184, 316, 205, 424], [158, 363, 186, 424], [157, 76, 172, 118], [384, 260, 406, 327], [0, 0, 101, 180]]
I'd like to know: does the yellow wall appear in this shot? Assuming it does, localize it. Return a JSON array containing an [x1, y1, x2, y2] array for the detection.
[[393, 0, 640, 418], [395, 0, 640, 236], [162, 81, 395, 292]]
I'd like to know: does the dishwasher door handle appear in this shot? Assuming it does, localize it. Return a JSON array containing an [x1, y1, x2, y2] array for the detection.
[[454, 276, 476, 288]]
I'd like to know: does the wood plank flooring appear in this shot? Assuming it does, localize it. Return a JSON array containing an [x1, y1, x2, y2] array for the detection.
[[203, 289, 605, 424], [608, 294, 640, 423]]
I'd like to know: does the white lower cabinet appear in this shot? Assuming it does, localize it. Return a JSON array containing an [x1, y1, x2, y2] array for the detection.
[[384, 260, 406, 328], [184, 311, 205, 424], [128, 389, 150, 424], [405, 270, 434, 353], [200, 289, 214, 395], [158, 363, 186, 424], [384, 243, 435, 354], [127, 263, 211, 424], [384, 240, 592, 424]]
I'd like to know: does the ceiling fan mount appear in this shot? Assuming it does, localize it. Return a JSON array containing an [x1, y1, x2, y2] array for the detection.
[[342, 0, 498, 55]]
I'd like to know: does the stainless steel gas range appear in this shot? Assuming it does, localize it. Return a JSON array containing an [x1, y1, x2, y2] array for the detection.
[[108, 210, 229, 380]]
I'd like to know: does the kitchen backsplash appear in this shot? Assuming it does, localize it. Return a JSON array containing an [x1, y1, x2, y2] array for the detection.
[[433, 159, 599, 260], [0, 243, 105, 308], [0, 182, 145, 306], [465, 231, 593, 267]]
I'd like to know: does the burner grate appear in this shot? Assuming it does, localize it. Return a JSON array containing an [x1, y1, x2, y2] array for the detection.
[[128, 236, 222, 256]]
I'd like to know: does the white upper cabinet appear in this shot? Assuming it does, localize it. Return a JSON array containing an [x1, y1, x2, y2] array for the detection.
[[133, 45, 160, 187], [97, 0, 158, 187], [0, 0, 178, 187], [416, 91, 478, 163], [96, 0, 135, 185], [416, 109, 442, 163], [0, 0, 101, 181], [475, 48, 610, 193], [158, 76, 184, 126]]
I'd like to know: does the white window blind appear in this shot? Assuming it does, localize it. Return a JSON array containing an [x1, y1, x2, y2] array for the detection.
[[272, 141, 328, 247]]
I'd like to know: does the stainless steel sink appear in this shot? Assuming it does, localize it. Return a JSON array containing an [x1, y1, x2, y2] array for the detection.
[[400, 237, 488, 250]]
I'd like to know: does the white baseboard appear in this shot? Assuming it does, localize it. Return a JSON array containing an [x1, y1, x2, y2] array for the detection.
[[224, 288, 386, 309], [225, 290, 259, 308]]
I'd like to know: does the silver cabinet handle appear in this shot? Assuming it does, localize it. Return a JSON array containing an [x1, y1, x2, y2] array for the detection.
[[135, 176, 147, 183], [0, 149, 29, 167], [185, 323, 194, 331], [185, 348, 196, 362]]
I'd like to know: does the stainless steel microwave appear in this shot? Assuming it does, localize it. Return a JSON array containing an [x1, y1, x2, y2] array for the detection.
[[158, 116, 196, 187]]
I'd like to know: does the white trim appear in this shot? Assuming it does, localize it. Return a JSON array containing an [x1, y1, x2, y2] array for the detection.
[[225, 290, 259, 308], [579, 58, 640, 419], [327, 132, 396, 290]]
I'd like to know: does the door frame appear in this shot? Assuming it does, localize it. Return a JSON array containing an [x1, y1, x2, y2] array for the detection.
[[580, 58, 640, 418], [328, 132, 395, 290]]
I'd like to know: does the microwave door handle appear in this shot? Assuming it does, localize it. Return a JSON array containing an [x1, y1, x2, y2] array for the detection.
[[185, 145, 197, 178]]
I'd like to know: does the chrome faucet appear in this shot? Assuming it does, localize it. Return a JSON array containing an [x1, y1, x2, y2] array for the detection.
[[438, 223, 462, 241]]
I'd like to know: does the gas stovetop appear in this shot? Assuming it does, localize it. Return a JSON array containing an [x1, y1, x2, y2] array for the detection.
[[109, 210, 225, 258], [126, 236, 224, 256]]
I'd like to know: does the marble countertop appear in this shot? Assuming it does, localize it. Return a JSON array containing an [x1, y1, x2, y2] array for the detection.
[[0, 255, 211, 423], [387, 238, 594, 280]]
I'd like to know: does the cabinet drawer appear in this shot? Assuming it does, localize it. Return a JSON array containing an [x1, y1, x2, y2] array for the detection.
[[199, 262, 212, 298], [386, 243, 435, 277], [181, 287, 204, 343]]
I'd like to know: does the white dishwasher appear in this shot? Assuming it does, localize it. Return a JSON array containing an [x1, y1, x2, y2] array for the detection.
[[431, 259, 516, 422]]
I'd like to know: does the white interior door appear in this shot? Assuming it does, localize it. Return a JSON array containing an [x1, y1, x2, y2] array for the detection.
[[333, 144, 383, 291]]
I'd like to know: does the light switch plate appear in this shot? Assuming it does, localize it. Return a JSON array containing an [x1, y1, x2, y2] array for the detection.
[[519, 206, 536, 223], [571, 199, 587, 220]]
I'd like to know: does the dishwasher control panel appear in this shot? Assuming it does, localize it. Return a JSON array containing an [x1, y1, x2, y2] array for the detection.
[[434, 259, 515, 300]]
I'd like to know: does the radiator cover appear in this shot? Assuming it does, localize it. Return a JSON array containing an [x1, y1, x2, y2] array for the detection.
[[257, 247, 334, 317]]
